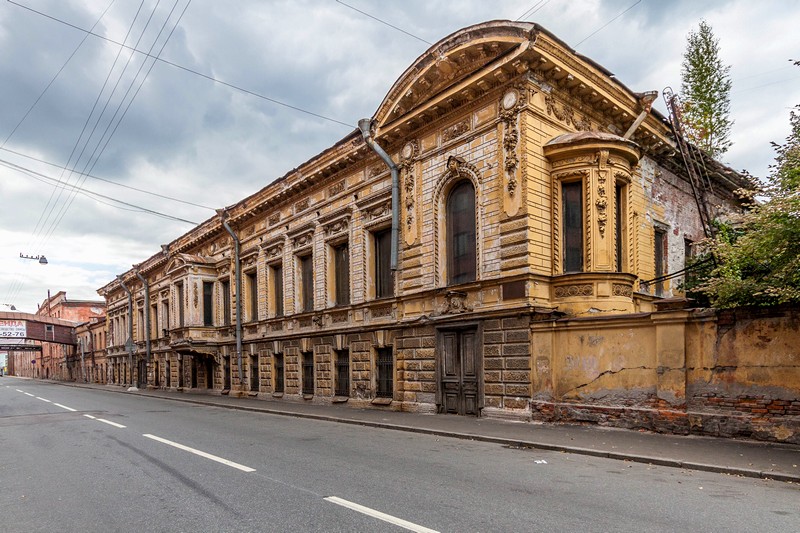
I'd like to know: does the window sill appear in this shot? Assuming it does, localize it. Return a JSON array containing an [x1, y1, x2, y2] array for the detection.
[[371, 397, 392, 406], [303, 393, 314, 400], [221, 389, 230, 395], [248, 391, 259, 397], [332, 396, 349, 403], [272, 392, 284, 398]]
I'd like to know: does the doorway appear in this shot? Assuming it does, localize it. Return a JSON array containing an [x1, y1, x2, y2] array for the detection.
[[438, 327, 481, 416]]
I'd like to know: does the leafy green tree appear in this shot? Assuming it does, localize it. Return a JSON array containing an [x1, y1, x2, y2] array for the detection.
[[680, 20, 733, 158], [698, 104, 800, 307]]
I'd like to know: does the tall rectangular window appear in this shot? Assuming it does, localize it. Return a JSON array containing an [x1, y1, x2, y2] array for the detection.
[[374, 229, 393, 299], [177, 282, 185, 327], [250, 354, 259, 392], [161, 300, 170, 336], [203, 281, 214, 326], [654, 227, 667, 296], [150, 303, 158, 340], [246, 271, 258, 322], [376, 347, 393, 398], [274, 353, 284, 393], [300, 255, 314, 312], [563, 181, 583, 273], [334, 243, 350, 306], [221, 279, 231, 326], [301, 351, 314, 395], [272, 264, 284, 317], [138, 309, 144, 341], [334, 349, 350, 397], [615, 183, 626, 273]]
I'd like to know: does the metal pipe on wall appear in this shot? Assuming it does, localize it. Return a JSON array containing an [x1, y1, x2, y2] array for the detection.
[[117, 275, 137, 391], [218, 209, 244, 387]]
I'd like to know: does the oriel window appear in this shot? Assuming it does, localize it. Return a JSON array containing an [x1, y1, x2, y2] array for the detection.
[[202, 281, 214, 326], [562, 181, 583, 273]]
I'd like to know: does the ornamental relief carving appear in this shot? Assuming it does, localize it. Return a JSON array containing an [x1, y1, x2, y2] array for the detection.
[[268, 213, 280, 226], [370, 305, 393, 318], [442, 120, 470, 142], [440, 291, 472, 314], [328, 181, 345, 197], [554, 284, 594, 298], [596, 168, 608, 238], [612, 284, 633, 297], [544, 94, 592, 131], [294, 198, 310, 213], [292, 230, 314, 249], [193, 283, 198, 309], [499, 87, 529, 197]]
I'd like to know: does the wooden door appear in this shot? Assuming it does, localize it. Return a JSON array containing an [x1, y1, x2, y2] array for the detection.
[[440, 329, 480, 416]]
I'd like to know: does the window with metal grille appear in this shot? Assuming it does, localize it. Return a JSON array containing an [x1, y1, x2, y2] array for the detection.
[[376, 347, 393, 398], [301, 351, 314, 395], [274, 353, 284, 393], [202, 281, 213, 326], [446, 180, 476, 285], [563, 181, 583, 273], [654, 227, 668, 296], [334, 243, 350, 305], [334, 350, 349, 397], [300, 255, 314, 312], [250, 355, 259, 392], [374, 229, 393, 298]]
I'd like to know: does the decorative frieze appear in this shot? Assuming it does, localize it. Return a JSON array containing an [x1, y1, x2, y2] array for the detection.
[[328, 180, 345, 197], [295, 198, 310, 213], [612, 284, 633, 297], [442, 120, 470, 142], [554, 284, 594, 298]]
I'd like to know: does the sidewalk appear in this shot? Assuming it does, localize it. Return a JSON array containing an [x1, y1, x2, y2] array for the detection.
[[48, 379, 800, 483]]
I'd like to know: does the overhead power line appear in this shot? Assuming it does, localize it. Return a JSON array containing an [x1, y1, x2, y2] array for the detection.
[[0, 146, 215, 210], [335, 0, 431, 45], [575, 0, 642, 47], [8, 0, 354, 129], [0, 158, 200, 225], [516, 0, 553, 21]]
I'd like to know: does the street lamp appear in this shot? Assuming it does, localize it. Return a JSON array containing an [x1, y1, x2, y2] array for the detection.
[[20, 253, 48, 265]]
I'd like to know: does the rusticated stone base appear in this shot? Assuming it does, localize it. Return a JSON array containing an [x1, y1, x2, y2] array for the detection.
[[530, 400, 800, 444]]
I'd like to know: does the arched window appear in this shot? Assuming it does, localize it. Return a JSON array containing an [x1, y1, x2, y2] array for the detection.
[[446, 180, 476, 285]]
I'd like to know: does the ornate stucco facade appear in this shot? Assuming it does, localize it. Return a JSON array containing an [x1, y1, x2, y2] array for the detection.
[[96, 22, 798, 442]]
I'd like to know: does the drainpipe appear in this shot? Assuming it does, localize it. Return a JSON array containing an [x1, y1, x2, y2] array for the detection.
[[134, 267, 151, 366], [359, 118, 400, 271], [217, 209, 244, 387], [117, 275, 137, 391], [623, 91, 658, 140]]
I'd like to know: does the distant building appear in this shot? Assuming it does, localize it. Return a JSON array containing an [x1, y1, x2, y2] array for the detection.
[[95, 22, 798, 443]]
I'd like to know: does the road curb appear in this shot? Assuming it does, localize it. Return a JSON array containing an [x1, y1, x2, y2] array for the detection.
[[43, 379, 800, 483]]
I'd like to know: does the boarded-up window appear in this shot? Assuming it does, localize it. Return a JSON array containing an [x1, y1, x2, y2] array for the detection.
[[300, 255, 314, 312], [654, 227, 667, 296], [334, 243, 350, 306], [374, 229, 393, 298], [447, 180, 476, 285], [563, 181, 583, 273]]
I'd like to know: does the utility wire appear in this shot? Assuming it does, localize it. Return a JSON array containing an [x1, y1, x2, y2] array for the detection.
[[38, 0, 185, 249], [335, 0, 431, 45], [0, 159, 199, 224], [516, 0, 553, 21], [0, 146, 216, 210], [1, 0, 117, 146], [575, 0, 642, 47], [8, 0, 354, 129]]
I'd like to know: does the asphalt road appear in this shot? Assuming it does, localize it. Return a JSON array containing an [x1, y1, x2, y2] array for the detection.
[[1, 376, 798, 533]]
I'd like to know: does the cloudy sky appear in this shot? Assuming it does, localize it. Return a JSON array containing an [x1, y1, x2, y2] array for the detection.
[[1, 0, 798, 314]]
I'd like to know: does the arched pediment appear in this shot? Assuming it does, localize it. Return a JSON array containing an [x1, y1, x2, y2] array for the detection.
[[373, 21, 536, 131]]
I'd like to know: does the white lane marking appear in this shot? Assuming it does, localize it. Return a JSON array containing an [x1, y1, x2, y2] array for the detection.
[[143, 434, 256, 473], [16, 389, 24, 392], [24, 392, 35, 397], [36, 397, 52, 403], [97, 418, 126, 429], [324, 496, 439, 533], [54, 403, 77, 412], [84, 414, 96, 420]]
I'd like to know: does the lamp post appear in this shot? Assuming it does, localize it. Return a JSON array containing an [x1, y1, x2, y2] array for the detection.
[[20, 253, 48, 265]]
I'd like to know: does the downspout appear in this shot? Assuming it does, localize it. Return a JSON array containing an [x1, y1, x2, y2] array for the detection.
[[117, 275, 137, 391], [218, 209, 244, 387], [134, 267, 151, 365], [358, 118, 400, 271]]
